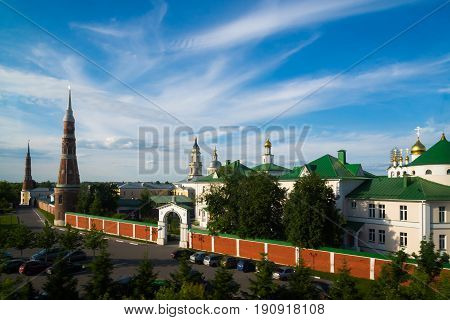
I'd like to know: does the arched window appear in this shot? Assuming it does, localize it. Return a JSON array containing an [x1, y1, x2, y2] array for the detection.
[[403, 171, 407, 176], [412, 171, 415, 175], [447, 169, 450, 175], [425, 170, 432, 175], [397, 172, 400, 177]]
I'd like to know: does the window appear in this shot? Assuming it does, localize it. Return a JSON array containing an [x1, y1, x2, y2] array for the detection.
[[447, 169, 450, 175], [378, 204, 386, 219], [412, 170, 415, 175], [369, 229, 375, 242], [425, 169, 432, 175], [439, 206, 446, 223], [439, 235, 446, 250], [369, 204, 375, 218], [397, 172, 400, 177], [400, 232, 407, 247], [351, 200, 356, 209], [58, 195, 63, 204], [400, 205, 408, 221], [378, 230, 386, 244]]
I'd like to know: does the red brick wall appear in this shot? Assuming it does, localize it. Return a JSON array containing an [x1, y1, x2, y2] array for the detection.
[[192, 234, 212, 251], [135, 225, 150, 240], [301, 249, 330, 273], [239, 240, 264, 260], [335, 254, 370, 279], [78, 216, 89, 229], [268, 244, 296, 266], [214, 236, 237, 256], [374, 259, 389, 279], [91, 218, 104, 231], [151, 227, 158, 242], [119, 222, 133, 237], [65, 214, 76, 227], [104, 220, 117, 234]]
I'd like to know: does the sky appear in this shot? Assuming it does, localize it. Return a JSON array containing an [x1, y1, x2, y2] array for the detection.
[[0, 0, 449, 182]]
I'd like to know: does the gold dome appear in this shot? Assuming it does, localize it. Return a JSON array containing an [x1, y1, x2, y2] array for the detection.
[[264, 138, 272, 148], [411, 138, 426, 155]]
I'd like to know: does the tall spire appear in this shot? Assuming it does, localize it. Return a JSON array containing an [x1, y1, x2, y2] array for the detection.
[[188, 137, 202, 179], [22, 140, 33, 192], [27, 140, 30, 156], [64, 85, 75, 122], [68, 85, 72, 111]]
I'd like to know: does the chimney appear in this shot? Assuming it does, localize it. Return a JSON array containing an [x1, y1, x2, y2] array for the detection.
[[337, 150, 347, 164], [403, 175, 410, 188]]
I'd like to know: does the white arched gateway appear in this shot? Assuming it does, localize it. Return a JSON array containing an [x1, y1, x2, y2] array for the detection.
[[157, 201, 190, 248]]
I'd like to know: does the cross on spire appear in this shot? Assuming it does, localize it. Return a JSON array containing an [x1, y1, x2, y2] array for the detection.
[[414, 126, 421, 139]]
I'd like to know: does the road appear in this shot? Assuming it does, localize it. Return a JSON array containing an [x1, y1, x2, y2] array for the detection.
[[7, 207, 259, 295]]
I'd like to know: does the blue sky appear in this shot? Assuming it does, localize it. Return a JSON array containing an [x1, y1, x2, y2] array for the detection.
[[0, 0, 449, 182]]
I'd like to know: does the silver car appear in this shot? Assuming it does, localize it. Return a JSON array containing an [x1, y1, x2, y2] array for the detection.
[[272, 266, 295, 280]]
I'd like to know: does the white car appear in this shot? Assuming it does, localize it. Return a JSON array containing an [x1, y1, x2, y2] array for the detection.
[[272, 267, 295, 280]]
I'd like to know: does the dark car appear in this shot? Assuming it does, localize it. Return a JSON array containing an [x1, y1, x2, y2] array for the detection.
[[273, 266, 295, 280], [189, 252, 206, 264], [237, 259, 256, 272], [19, 260, 50, 276], [0, 259, 26, 273], [31, 247, 67, 262], [46, 262, 86, 275], [221, 256, 238, 269], [203, 254, 222, 267], [63, 249, 88, 263], [171, 249, 194, 260]]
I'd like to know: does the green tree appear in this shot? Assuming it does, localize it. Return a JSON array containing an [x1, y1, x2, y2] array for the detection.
[[412, 238, 449, 283], [84, 246, 114, 299], [248, 254, 278, 299], [36, 221, 58, 263], [43, 257, 79, 299], [83, 227, 106, 257], [329, 261, 360, 299], [286, 258, 320, 299], [131, 255, 158, 299], [139, 189, 155, 217], [76, 184, 94, 213], [12, 223, 35, 257], [58, 224, 82, 251], [436, 272, 450, 299], [370, 249, 409, 299], [77, 183, 119, 215], [283, 173, 344, 248], [0, 181, 22, 210], [209, 265, 240, 299], [155, 282, 206, 299], [169, 258, 203, 290], [237, 173, 285, 239], [406, 269, 437, 300]]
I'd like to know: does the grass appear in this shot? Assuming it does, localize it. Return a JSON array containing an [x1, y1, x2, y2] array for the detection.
[[36, 208, 55, 225], [311, 269, 373, 299], [0, 215, 19, 225]]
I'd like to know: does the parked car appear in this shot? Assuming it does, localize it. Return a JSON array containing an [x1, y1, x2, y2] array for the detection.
[[0, 259, 26, 273], [63, 249, 88, 263], [189, 252, 206, 264], [171, 249, 194, 260], [46, 262, 86, 275], [203, 254, 222, 267], [19, 260, 50, 276], [237, 259, 256, 272], [313, 278, 332, 299], [272, 266, 295, 280], [255, 260, 275, 273], [221, 256, 238, 269], [31, 247, 67, 262]]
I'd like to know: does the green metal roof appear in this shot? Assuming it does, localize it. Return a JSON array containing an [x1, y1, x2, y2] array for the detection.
[[347, 176, 450, 201], [279, 154, 370, 180], [150, 195, 193, 204], [196, 160, 255, 182], [407, 135, 450, 166], [117, 199, 142, 207], [252, 163, 290, 173]]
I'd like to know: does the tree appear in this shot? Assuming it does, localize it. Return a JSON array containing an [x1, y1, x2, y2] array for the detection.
[[370, 249, 409, 299], [76, 183, 119, 215], [437, 272, 450, 299], [169, 258, 203, 290], [0, 181, 22, 210], [11, 223, 35, 257], [155, 282, 206, 299], [43, 257, 79, 299], [58, 224, 82, 252], [406, 269, 437, 300], [36, 221, 58, 263], [84, 247, 114, 299], [412, 238, 449, 284], [209, 265, 240, 299], [329, 261, 360, 299], [140, 189, 155, 218], [131, 255, 158, 299], [286, 258, 320, 299], [283, 173, 344, 248], [83, 227, 106, 257], [237, 173, 285, 239], [248, 254, 278, 299], [76, 184, 94, 213]]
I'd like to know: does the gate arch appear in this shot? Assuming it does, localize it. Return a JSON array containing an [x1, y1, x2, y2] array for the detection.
[[157, 202, 190, 248]]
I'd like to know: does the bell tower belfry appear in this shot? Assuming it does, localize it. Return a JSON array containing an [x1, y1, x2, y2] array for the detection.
[[53, 86, 81, 226]]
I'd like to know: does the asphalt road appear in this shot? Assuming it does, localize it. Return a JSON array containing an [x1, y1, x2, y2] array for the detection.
[[5, 207, 260, 295]]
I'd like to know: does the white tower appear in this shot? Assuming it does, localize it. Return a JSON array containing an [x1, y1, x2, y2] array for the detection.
[[262, 138, 274, 164], [207, 146, 221, 175], [188, 137, 203, 179]]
